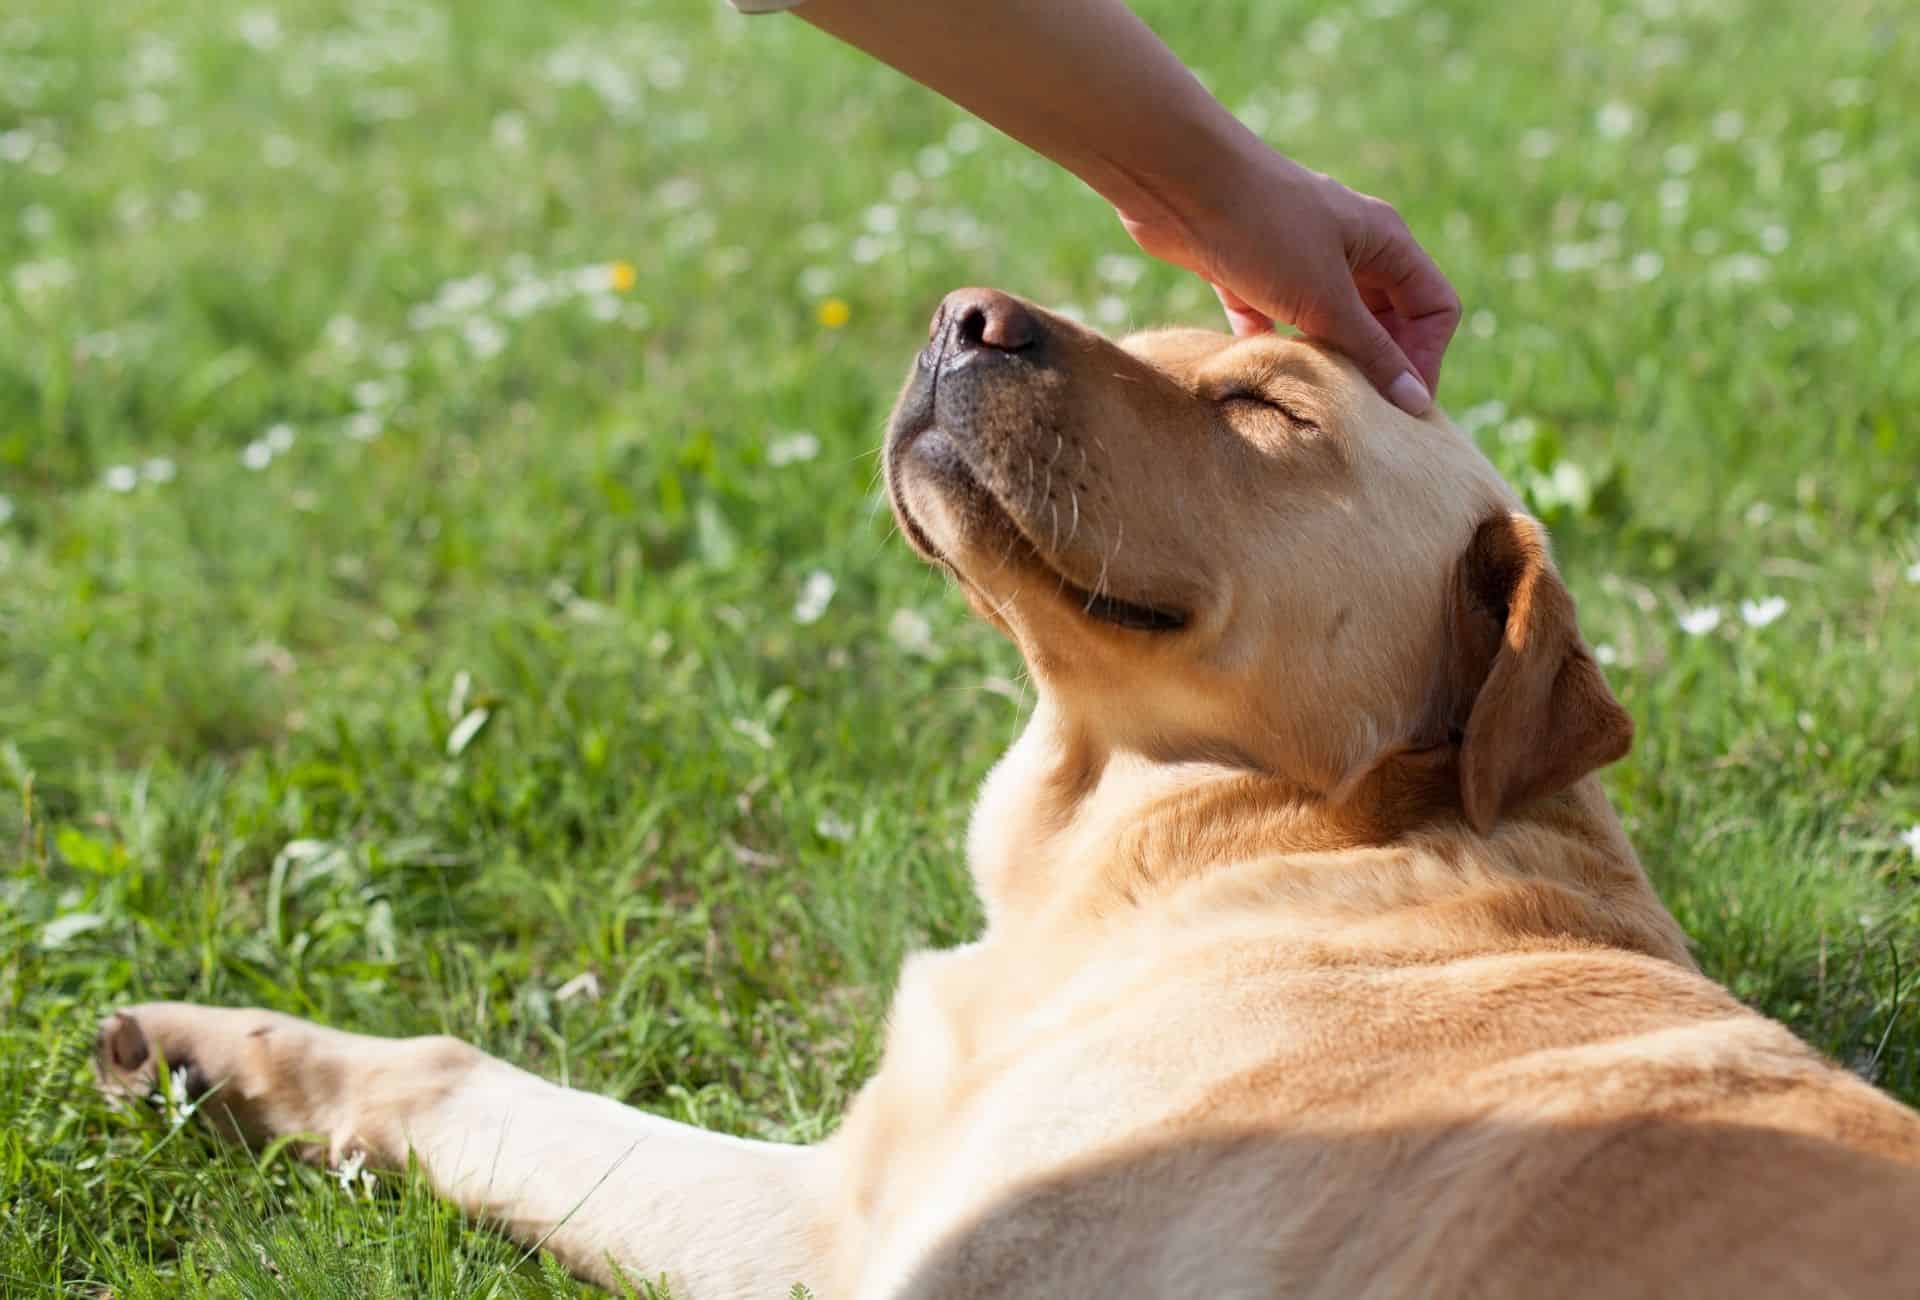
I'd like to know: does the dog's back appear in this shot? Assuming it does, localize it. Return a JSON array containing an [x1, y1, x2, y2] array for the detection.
[[836, 774, 1920, 1299]]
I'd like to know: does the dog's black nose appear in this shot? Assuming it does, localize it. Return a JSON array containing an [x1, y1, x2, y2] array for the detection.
[[932, 287, 1040, 359]]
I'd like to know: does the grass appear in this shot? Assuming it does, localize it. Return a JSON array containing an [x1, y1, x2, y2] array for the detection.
[[2, 0, 1917, 1292]]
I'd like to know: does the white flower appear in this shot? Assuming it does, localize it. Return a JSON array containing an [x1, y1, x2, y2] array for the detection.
[[323, 315, 360, 350], [655, 177, 701, 210], [21, 204, 54, 238], [1550, 241, 1606, 272], [11, 258, 74, 299], [1829, 78, 1867, 106], [946, 121, 983, 154], [103, 465, 139, 493], [1901, 826, 1920, 859], [1456, 400, 1508, 434], [916, 145, 951, 178], [1468, 309, 1497, 339], [1759, 224, 1790, 255], [1713, 253, 1769, 285], [889, 609, 935, 657], [863, 203, 899, 234], [815, 812, 854, 843], [1094, 296, 1128, 326], [1739, 595, 1787, 628], [1906, 559, 1920, 584], [345, 412, 382, 441], [1663, 143, 1699, 174], [334, 1148, 367, 1193], [237, 10, 283, 50], [28, 139, 65, 176], [241, 440, 273, 470], [462, 316, 507, 359], [143, 457, 176, 483], [767, 432, 819, 467], [262, 133, 297, 167], [1804, 129, 1845, 161], [115, 191, 152, 231], [129, 92, 168, 128], [150, 1062, 199, 1129], [1678, 605, 1722, 636], [1630, 252, 1664, 282], [646, 54, 685, 91], [1519, 128, 1557, 159], [0, 128, 35, 164], [1596, 102, 1637, 139], [570, 263, 624, 295], [1499, 416, 1538, 447], [0, 493, 12, 526], [264, 422, 295, 453], [1096, 254, 1145, 287], [491, 111, 527, 150], [438, 273, 494, 313], [1711, 110, 1745, 140], [500, 279, 551, 317], [793, 570, 836, 625], [1593, 643, 1619, 666]]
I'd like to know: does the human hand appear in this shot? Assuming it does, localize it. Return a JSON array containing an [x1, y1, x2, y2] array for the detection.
[[1117, 142, 1460, 416]]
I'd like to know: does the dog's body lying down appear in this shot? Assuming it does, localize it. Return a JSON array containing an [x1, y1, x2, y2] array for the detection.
[[99, 291, 1920, 1297]]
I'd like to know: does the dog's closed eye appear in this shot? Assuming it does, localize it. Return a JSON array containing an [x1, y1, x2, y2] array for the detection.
[[1218, 391, 1322, 434]]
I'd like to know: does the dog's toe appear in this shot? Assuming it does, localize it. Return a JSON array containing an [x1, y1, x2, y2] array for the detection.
[[98, 1011, 151, 1075]]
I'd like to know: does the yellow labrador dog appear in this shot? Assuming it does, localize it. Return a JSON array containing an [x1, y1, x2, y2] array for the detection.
[[98, 290, 1920, 1297]]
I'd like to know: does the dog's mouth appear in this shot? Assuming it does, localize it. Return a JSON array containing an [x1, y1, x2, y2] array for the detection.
[[887, 422, 1190, 635]]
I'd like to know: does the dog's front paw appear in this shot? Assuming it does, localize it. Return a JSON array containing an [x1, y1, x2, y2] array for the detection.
[[94, 1003, 338, 1154]]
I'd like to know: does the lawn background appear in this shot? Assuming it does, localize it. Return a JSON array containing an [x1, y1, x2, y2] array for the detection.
[[3, 0, 1918, 1294]]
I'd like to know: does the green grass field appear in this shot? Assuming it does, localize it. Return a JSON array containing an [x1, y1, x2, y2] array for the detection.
[[3, 0, 1918, 1293]]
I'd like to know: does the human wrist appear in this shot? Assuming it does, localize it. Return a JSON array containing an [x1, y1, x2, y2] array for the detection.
[[1092, 101, 1273, 249]]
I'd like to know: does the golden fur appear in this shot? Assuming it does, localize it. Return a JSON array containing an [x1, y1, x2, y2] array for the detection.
[[97, 290, 1920, 1297]]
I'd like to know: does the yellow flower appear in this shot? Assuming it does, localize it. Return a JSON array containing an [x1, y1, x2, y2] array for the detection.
[[609, 260, 636, 293], [816, 297, 851, 329]]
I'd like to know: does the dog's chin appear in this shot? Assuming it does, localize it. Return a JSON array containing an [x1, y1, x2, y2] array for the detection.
[[888, 426, 1189, 635]]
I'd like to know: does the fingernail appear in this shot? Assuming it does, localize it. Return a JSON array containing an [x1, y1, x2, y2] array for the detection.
[[1387, 371, 1432, 416]]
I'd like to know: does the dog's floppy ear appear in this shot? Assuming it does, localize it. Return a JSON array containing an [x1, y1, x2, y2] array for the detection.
[[1450, 511, 1631, 833]]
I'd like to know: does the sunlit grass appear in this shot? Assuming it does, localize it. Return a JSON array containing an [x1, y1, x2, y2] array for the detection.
[[2, 0, 1918, 1292]]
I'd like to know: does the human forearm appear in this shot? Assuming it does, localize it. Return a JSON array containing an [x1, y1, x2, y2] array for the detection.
[[785, 0, 1459, 409], [794, 0, 1258, 231]]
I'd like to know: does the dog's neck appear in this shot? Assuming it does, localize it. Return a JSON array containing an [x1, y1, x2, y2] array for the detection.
[[967, 699, 1692, 967]]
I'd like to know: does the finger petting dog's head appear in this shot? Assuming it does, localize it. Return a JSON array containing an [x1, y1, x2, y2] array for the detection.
[[884, 289, 1627, 828]]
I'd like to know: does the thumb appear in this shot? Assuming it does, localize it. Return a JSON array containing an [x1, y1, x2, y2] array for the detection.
[[1324, 297, 1432, 416]]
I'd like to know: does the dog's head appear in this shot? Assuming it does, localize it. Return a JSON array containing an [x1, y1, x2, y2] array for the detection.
[[884, 289, 1629, 832]]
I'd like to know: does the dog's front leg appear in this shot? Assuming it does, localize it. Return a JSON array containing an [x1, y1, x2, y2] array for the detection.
[[96, 1003, 841, 1297]]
